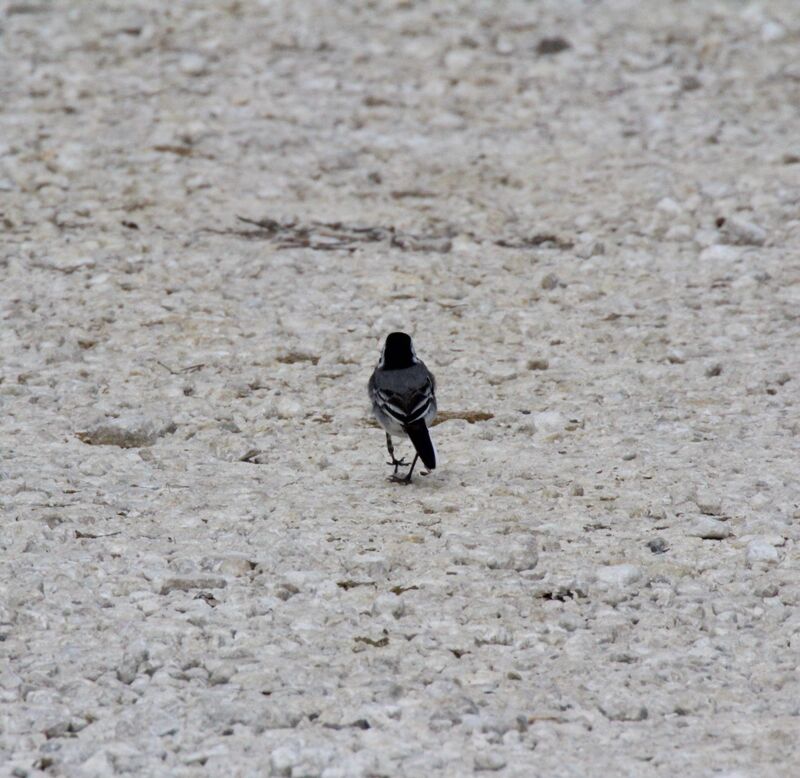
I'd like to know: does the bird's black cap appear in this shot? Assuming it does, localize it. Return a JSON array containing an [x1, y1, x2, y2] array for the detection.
[[381, 331, 416, 370]]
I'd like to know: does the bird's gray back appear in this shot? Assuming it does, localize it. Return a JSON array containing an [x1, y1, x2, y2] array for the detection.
[[372, 363, 432, 398]]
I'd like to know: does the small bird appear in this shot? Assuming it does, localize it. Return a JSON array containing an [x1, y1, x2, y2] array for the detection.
[[368, 332, 438, 483]]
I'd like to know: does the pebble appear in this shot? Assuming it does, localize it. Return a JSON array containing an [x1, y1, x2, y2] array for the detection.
[[77, 414, 176, 448], [720, 215, 767, 246], [158, 576, 228, 595], [646, 537, 669, 554], [540, 272, 560, 290], [218, 556, 255, 576], [391, 234, 452, 253], [699, 245, 741, 263], [681, 74, 702, 91], [447, 533, 538, 572], [656, 197, 682, 215], [117, 645, 148, 685], [526, 357, 549, 371], [745, 538, 780, 567], [595, 564, 641, 588], [269, 745, 301, 777], [664, 224, 694, 242], [343, 553, 393, 578], [80, 752, 114, 778], [494, 37, 514, 56], [666, 349, 685, 364], [576, 235, 602, 257], [597, 691, 648, 721], [474, 751, 507, 771], [372, 593, 405, 618], [179, 53, 209, 77], [505, 535, 539, 572], [689, 516, 732, 540], [694, 492, 722, 516], [533, 411, 566, 434], [276, 398, 303, 419], [537, 36, 571, 55], [761, 20, 786, 43], [486, 366, 518, 385], [182, 746, 229, 766], [51, 142, 87, 175], [444, 48, 475, 73]]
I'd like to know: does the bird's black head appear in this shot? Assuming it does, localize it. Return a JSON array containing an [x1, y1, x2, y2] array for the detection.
[[380, 331, 417, 370]]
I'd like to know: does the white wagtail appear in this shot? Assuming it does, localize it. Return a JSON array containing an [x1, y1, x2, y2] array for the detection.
[[368, 332, 438, 483]]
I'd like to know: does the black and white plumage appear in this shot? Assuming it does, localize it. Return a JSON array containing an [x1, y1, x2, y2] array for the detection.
[[368, 332, 438, 483]]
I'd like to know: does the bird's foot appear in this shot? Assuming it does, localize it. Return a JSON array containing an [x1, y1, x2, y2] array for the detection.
[[386, 456, 410, 474], [389, 472, 413, 485]]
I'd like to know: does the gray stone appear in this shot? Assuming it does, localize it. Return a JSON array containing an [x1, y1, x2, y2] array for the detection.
[[158, 577, 228, 595], [526, 358, 549, 371], [77, 415, 176, 448], [541, 272, 560, 290], [689, 517, 732, 540]]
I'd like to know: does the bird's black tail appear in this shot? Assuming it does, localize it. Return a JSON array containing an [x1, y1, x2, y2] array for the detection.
[[406, 420, 437, 470]]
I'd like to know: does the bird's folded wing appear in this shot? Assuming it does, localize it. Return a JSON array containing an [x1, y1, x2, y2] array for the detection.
[[375, 382, 434, 426]]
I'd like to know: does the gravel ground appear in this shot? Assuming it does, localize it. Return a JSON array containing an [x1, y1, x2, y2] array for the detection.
[[1, 1, 799, 776]]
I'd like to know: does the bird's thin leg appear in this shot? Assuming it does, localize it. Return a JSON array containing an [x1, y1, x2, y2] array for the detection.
[[385, 433, 408, 473], [391, 453, 419, 484]]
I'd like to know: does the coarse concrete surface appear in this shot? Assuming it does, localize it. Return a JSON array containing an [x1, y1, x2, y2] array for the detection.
[[1, 1, 799, 776]]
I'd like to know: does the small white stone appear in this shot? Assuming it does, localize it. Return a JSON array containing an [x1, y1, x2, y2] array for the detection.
[[179, 53, 209, 77], [761, 21, 786, 42], [656, 197, 682, 215], [506, 535, 539, 572], [372, 593, 405, 618], [117, 644, 148, 685], [474, 751, 507, 771], [276, 398, 303, 419], [746, 538, 780, 567], [596, 564, 641, 588], [495, 37, 514, 55], [270, 746, 300, 777], [722, 215, 767, 246], [694, 492, 722, 516], [444, 48, 475, 73], [533, 411, 566, 433], [664, 224, 693, 242], [486, 366, 518, 385], [699, 245, 742, 263], [53, 142, 87, 175], [689, 517, 732, 540], [344, 553, 392, 578], [218, 556, 254, 576], [598, 691, 648, 721], [80, 752, 114, 778]]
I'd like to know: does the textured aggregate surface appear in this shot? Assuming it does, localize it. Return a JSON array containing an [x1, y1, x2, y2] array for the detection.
[[1, 1, 799, 776]]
